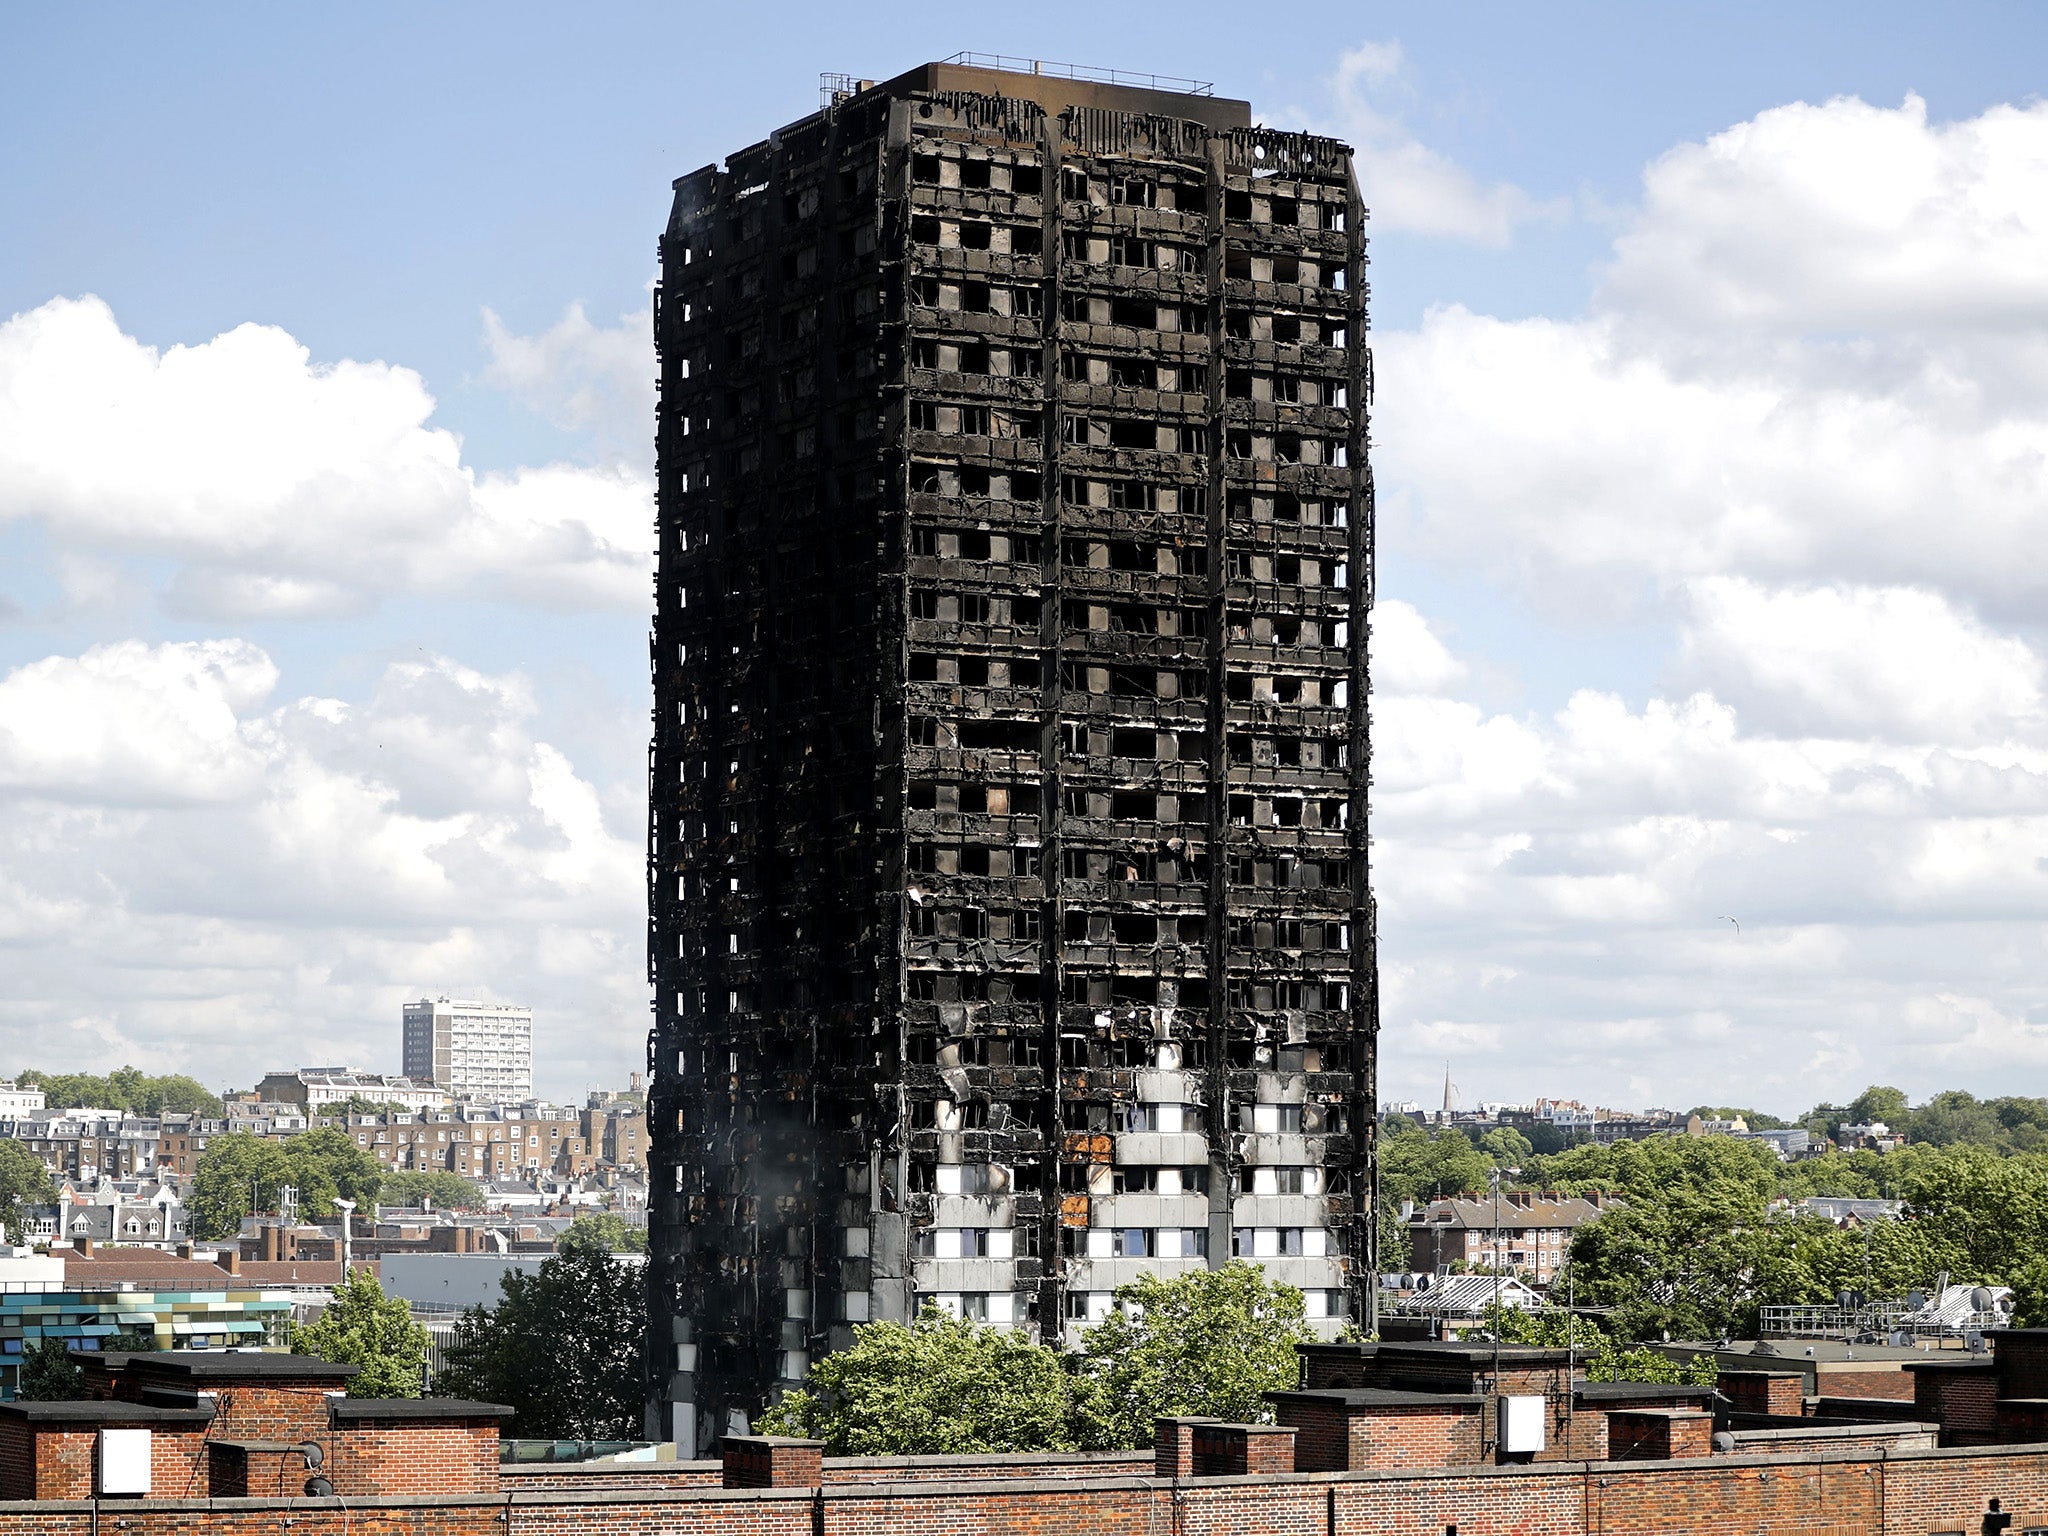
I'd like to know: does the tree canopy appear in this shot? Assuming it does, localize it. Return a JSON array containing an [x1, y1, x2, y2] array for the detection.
[[558, 1212, 648, 1254], [292, 1270, 431, 1397], [0, 1139, 56, 1244], [756, 1307, 1077, 1455], [1071, 1261, 1314, 1450], [19, 1067, 221, 1117], [435, 1246, 644, 1439], [377, 1171, 482, 1211], [757, 1264, 1317, 1456], [17, 1339, 84, 1401], [188, 1128, 384, 1238]]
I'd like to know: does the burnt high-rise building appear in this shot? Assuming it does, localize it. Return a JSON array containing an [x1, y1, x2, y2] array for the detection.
[[647, 57, 1376, 1449]]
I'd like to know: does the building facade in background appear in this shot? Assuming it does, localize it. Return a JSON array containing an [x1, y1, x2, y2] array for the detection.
[[255, 1068, 449, 1116], [402, 997, 534, 1103], [647, 58, 1375, 1448]]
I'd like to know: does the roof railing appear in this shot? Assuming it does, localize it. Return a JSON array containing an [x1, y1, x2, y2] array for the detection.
[[939, 52, 1215, 97]]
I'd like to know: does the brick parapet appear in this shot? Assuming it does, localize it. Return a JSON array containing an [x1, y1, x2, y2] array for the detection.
[[2, 1437, 2048, 1534]]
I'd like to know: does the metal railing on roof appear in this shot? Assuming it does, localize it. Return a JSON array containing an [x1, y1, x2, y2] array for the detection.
[[939, 52, 1215, 97]]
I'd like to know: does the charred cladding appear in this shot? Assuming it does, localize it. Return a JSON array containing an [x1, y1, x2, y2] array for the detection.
[[647, 58, 1379, 1450]]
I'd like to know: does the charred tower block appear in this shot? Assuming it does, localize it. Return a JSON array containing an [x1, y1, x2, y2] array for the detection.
[[649, 60, 1376, 1449]]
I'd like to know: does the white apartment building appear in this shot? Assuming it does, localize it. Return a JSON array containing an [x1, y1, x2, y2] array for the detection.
[[0, 1082, 46, 1118], [402, 997, 533, 1104]]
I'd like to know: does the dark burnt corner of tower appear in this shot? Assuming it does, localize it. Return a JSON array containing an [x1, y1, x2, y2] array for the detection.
[[645, 55, 1377, 1450]]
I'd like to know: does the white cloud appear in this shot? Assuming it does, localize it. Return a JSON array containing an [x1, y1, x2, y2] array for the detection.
[[0, 641, 646, 1091], [1602, 94, 2048, 336], [481, 302, 654, 466], [0, 297, 653, 619], [1302, 42, 1562, 245], [1377, 95, 2048, 618], [1371, 599, 1466, 695], [1676, 578, 2044, 744]]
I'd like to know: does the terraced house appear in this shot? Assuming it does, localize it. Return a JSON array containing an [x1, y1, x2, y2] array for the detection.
[[648, 56, 1376, 1447]]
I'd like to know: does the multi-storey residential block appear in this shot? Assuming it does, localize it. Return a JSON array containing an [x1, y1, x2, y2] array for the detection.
[[1406, 1191, 1615, 1287], [402, 997, 535, 1104], [255, 1068, 449, 1116], [647, 58, 1375, 1447]]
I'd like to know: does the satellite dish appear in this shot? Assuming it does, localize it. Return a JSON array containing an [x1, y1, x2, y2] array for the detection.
[[296, 1441, 324, 1469], [304, 1476, 334, 1498], [1967, 1331, 1987, 1354], [1847, 1289, 1866, 1313], [1970, 1287, 1995, 1312], [1905, 1290, 1926, 1311], [1712, 1432, 1736, 1453]]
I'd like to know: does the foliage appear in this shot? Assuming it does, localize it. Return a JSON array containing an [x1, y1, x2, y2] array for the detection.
[[333, 1095, 419, 1118], [18, 1067, 222, 1117], [187, 1132, 291, 1239], [1523, 1134, 1777, 1206], [1474, 1126, 1534, 1166], [188, 1128, 384, 1238], [1071, 1262, 1315, 1450], [559, 1212, 648, 1254], [292, 1269, 430, 1397], [0, 1139, 56, 1244], [16, 1339, 85, 1400], [1688, 1105, 1791, 1131], [1798, 1086, 2048, 1153], [376, 1170, 482, 1211], [435, 1246, 645, 1439], [1482, 1303, 1718, 1386], [756, 1307, 1076, 1454], [1379, 1121, 1499, 1207]]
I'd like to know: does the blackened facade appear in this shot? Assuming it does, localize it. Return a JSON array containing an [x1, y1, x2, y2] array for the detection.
[[648, 59, 1376, 1448]]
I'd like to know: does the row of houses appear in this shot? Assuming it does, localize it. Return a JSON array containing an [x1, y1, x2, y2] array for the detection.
[[0, 1093, 646, 1189]]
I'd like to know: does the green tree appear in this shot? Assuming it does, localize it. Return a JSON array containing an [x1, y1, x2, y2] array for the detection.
[[292, 1270, 431, 1397], [16, 1339, 84, 1400], [1379, 1121, 1498, 1206], [0, 1139, 56, 1244], [282, 1126, 383, 1216], [187, 1132, 294, 1239], [1846, 1086, 1910, 1128], [559, 1212, 648, 1254], [435, 1246, 645, 1439], [756, 1307, 1075, 1455], [377, 1171, 482, 1211], [1688, 1106, 1791, 1131], [18, 1068, 221, 1117], [1476, 1126, 1535, 1166], [1071, 1261, 1314, 1450]]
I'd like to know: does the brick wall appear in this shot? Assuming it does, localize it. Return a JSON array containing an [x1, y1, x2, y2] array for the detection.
[[1348, 1403, 1483, 1469], [6, 1441, 2048, 1535], [1916, 1364, 2000, 1444], [1816, 1365, 1914, 1401], [332, 1422, 501, 1497], [1718, 1370, 1805, 1417], [1606, 1409, 1712, 1461], [1189, 1423, 1293, 1476]]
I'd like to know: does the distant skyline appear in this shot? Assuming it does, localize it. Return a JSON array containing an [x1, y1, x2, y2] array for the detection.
[[6, 4, 2048, 1105]]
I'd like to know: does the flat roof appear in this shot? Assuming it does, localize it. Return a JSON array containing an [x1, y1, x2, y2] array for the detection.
[[1268, 1388, 1486, 1409], [862, 61, 1252, 132], [0, 1400, 215, 1425], [123, 1350, 358, 1381], [329, 1398, 514, 1422], [1574, 1382, 1715, 1403]]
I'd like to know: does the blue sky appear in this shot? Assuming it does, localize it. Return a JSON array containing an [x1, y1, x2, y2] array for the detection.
[[5, 4, 2048, 1109]]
